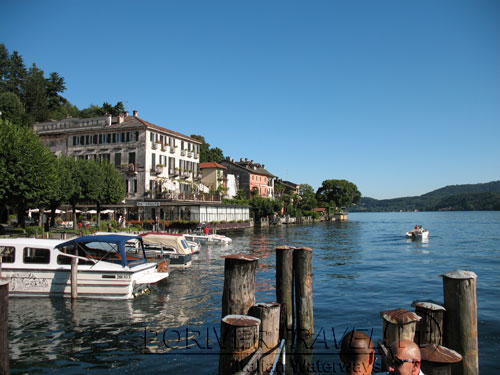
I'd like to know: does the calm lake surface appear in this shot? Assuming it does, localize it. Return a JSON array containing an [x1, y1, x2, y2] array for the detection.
[[8, 211, 500, 374]]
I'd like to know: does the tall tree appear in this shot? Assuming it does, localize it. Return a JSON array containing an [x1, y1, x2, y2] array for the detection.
[[4, 50, 27, 96], [0, 118, 56, 227], [46, 72, 67, 111], [316, 179, 361, 210], [23, 63, 48, 124]]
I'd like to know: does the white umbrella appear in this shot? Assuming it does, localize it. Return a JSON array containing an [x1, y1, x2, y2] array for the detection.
[[54, 209, 65, 214], [101, 209, 114, 214], [87, 210, 97, 214], [67, 209, 82, 213]]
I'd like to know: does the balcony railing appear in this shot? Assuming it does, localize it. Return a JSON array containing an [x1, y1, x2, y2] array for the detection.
[[170, 147, 176, 154], [152, 142, 158, 150], [147, 192, 222, 202], [181, 149, 186, 156]]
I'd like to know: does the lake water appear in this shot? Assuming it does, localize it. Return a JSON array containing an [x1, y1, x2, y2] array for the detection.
[[7, 211, 500, 374]]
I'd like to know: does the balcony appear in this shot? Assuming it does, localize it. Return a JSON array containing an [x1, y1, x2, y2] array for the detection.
[[151, 142, 158, 150], [170, 147, 176, 154], [188, 151, 193, 158], [151, 165, 163, 175], [125, 163, 137, 176], [181, 149, 186, 156]]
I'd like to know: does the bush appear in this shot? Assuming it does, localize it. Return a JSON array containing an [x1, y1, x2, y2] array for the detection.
[[26, 226, 39, 237]]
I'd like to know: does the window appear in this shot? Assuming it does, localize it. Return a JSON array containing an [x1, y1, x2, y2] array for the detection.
[[150, 132, 154, 142], [152, 153, 156, 167], [0, 246, 15, 263], [129, 152, 136, 165], [114, 153, 121, 168], [56, 244, 94, 265], [132, 179, 137, 193], [23, 247, 50, 264]]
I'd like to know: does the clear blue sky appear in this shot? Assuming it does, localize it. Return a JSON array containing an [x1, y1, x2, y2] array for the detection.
[[2, 0, 499, 199]]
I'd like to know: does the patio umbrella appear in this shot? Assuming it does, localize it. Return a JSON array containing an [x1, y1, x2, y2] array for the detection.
[[87, 210, 97, 214], [100, 209, 114, 214]]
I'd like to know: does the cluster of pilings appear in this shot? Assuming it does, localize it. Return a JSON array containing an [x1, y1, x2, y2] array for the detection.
[[380, 270, 478, 375], [218, 246, 314, 375]]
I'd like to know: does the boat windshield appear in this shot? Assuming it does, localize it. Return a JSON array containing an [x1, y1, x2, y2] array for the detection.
[[57, 237, 147, 267]]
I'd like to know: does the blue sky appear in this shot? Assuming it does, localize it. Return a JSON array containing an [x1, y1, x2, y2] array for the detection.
[[2, 0, 499, 199]]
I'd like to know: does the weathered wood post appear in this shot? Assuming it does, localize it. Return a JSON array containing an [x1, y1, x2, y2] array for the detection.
[[275, 246, 294, 339], [381, 308, 421, 370], [441, 270, 478, 375], [71, 257, 78, 299], [293, 247, 314, 337], [0, 279, 9, 374], [218, 315, 261, 375], [420, 343, 463, 375], [249, 303, 281, 374], [412, 301, 446, 346], [221, 255, 259, 317], [381, 308, 421, 348]]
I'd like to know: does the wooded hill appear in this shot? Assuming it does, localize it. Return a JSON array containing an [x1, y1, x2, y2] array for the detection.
[[351, 181, 500, 212]]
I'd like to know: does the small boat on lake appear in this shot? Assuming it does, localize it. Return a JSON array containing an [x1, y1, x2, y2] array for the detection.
[[405, 225, 429, 241], [140, 232, 193, 267], [184, 227, 232, 245], [0, 234, 169, 299]]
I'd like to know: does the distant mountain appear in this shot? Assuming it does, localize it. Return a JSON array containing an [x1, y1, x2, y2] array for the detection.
[[351, 181, 500, 212]]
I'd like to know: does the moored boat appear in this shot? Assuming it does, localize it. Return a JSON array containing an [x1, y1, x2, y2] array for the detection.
[[184, 231, 232, 245], [0, 234, 169, 299], [140, 232, 193, 267]]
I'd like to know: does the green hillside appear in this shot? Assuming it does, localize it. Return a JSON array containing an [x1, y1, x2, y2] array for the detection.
[[352, 181, 500, 212]]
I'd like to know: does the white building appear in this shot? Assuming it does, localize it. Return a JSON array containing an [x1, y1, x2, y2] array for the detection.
[[33, 111, 249, 223]]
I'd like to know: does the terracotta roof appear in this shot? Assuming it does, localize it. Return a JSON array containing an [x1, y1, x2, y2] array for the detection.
[[200, 162, 227, 169], [131, 117, 201, 144]]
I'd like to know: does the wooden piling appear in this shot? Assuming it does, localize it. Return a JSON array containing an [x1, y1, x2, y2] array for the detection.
[[221, 255, 259, 317], [441, 270, 478, 375], [71, 257, 78, 299], [293, 247, 314, 337], [275, 246, 294, 338], [412, 301, 446, 346], [381, 308, 421, 348], [218, 315, 261, 375], [0, 279, 9, 374], [420, 343, 463, 375], [249, 303, 281, 374]]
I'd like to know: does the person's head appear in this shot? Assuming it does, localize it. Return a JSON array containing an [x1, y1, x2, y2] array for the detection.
[[339, 330, 375, 374], [387, 340, 421, 375]]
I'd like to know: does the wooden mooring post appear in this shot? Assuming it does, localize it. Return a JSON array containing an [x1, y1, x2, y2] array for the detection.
[[412, 301, 446, 346], [0, 279, 9, 374], [420, 343, 463, 375], [221, 255, 259, 317], [249, 303, 280, 374], [218, 315, 261, 375], [71, 257, 78, 299], [293, 247, 314, 337], [441, 270, 478, 375], [275, 246, 294, 339]]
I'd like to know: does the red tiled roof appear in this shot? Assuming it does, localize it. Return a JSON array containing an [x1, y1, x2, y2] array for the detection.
[[133, 117, 201, 144], [200, 162, 227, 169]]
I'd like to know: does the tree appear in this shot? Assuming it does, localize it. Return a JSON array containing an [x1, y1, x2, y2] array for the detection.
[[0, 118, 56, 227], [23, 63, 49, 124], [297, 184, 317, 212], [0, 91, 24, 124], [190, 134, 225, 163], [249, 196, 274, 220], [316, 179, 361, 210], [46, 72, 67, 111], [95, 162, 126, 226], [46, 156, 76, 227]]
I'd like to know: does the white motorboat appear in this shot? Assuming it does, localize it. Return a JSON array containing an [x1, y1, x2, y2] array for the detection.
[[140, 232, 193, 267], [184, 229, 232, 245], [405, 227, 429, 240], [0, 234, 169, 299]]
